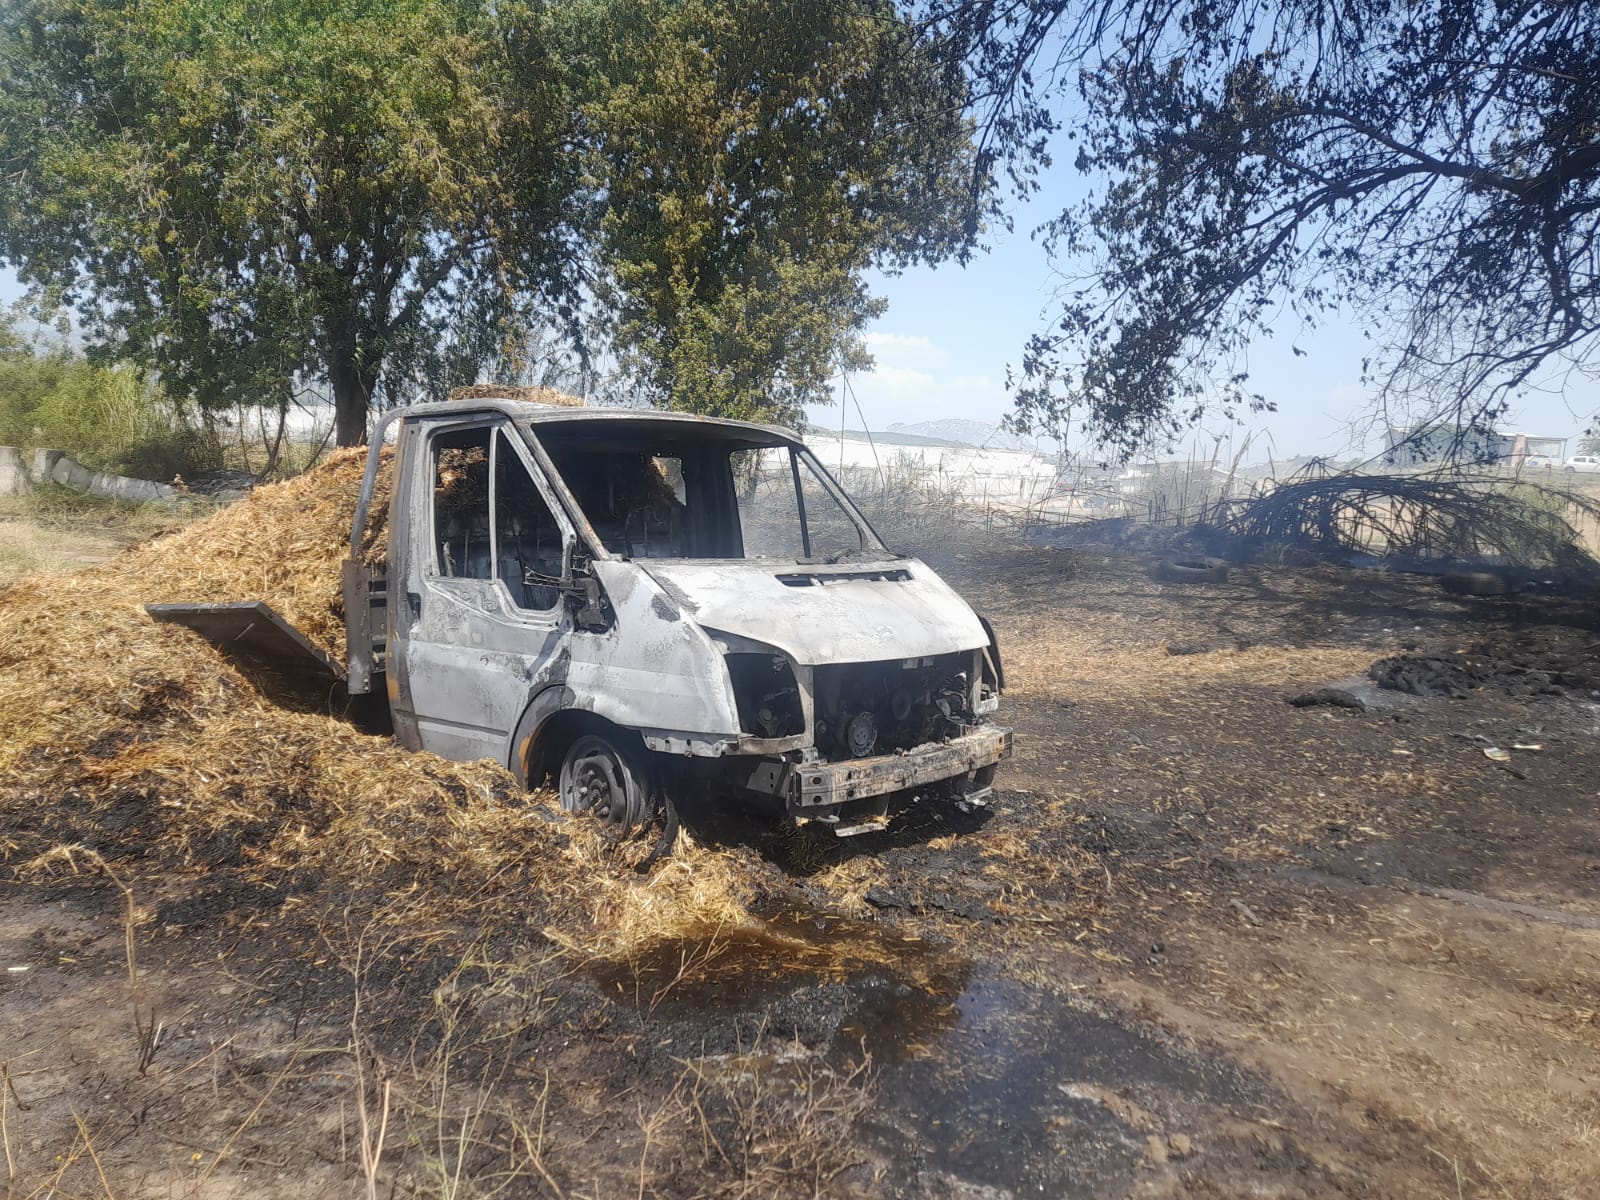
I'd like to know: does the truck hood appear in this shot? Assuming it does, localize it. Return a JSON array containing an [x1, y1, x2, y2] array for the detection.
[[637, 558, 988, 666]]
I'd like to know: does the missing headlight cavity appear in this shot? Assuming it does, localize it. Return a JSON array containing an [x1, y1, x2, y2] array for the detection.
[[813, 652, 973, 760], [725, 652, 805, 738]]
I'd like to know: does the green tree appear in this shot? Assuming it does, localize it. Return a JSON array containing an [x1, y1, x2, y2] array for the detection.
[[564, 0, 976, 426], [923, 1, 1600, 459], [0, 0, 578, 446]]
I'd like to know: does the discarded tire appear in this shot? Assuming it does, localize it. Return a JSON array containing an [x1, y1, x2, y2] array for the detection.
[[1152, 556, 1231, 584], [1440, 571, 1511, 597]]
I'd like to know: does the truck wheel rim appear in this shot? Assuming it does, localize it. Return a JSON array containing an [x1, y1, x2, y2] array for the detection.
[[561, 734, 639, 826]]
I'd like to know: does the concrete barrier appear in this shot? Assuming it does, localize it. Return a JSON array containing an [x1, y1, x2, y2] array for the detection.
[[29, 449, 63, 483], [0, 446, 31, 495], [49, 454, 94, 491], [0, 445, 177, 502]]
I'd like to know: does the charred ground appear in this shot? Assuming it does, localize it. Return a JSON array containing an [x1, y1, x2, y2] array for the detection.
[[2, 519, 1598, 1199]]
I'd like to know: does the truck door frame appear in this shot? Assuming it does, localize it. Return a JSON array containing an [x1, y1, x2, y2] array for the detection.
[[386, 413, 581, 762]]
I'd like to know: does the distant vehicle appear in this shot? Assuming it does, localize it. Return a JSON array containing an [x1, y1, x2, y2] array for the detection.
[[1563, 454, 1600, 473]]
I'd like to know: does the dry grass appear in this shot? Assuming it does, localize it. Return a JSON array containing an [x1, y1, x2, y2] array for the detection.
[[0, 487, 209, 587], [552, 834, 760, 963], [993, 616, 1374, 700], [0, 520, 118, 585], [446, 384, 583, 408], [642, 1042, 879, 1199]]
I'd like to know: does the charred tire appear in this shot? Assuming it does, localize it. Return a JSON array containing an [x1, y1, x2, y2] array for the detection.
[[558, 733, 651, 829], [1152, 556, 1231, 585], [643, 793, 682, 867], [1441, 571, 1512, 597]]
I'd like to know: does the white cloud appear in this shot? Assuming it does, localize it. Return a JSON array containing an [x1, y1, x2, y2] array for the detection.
[[868, 365, 937, 393], [809, 327, 1023, 435], [825, 346, 1012, 432], [862, 331, 936, 354]]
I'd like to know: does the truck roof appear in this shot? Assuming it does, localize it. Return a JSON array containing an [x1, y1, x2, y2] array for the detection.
[[392, 397, 802, 447]]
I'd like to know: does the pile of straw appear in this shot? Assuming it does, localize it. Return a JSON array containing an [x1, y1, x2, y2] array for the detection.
[[0, 450, 758, 956], [447, 384, 584, 407]]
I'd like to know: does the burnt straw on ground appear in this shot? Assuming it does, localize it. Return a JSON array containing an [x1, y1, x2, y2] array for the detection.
[[4, 491, 1600, 1198]]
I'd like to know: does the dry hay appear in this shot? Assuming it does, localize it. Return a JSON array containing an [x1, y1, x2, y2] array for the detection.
[[0, 450, 758, 961], [1, 445, 390, 663], [447, 383, 584, 407]]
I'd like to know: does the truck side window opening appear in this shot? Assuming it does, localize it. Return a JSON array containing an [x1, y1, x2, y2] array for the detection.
[[432, 431, 493, 580], [493, 430, 562, 610]]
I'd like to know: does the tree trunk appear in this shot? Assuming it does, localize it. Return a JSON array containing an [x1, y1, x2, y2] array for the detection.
[[329, 344, 378, 447]]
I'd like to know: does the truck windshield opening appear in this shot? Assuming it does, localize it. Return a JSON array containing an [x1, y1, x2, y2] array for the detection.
[[534, 427, 881, 562]]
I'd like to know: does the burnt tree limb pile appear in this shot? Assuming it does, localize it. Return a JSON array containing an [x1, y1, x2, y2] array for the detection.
[[1218, 474, 1600, 581]]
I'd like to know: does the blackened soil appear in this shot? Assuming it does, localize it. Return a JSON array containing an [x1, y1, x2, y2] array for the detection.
[[6, 541, 1600, 1198]]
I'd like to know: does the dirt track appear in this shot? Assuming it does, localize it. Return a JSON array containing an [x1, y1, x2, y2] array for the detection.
[[3, 533, 1598, 1198]]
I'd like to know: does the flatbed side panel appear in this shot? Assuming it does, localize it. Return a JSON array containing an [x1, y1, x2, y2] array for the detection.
[[342, 558, 386, 696], [146, 601, 345, 686], [343, 559, 371, 695]]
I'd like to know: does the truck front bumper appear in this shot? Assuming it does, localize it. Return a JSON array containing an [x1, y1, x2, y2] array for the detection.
[[776, 725, 1012, 813]]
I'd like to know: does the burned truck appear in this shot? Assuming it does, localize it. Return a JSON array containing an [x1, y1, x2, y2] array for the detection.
[[152, 396, 1010, 836]]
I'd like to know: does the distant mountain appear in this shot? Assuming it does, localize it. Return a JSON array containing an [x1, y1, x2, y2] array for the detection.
[[886, 418, 1045, 452]]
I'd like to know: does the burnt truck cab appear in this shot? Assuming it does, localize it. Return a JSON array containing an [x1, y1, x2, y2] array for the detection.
[[344, 397, 1010, 835]]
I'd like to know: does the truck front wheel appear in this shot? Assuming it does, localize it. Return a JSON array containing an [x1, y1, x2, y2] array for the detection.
[[558, 733, 651, 829]]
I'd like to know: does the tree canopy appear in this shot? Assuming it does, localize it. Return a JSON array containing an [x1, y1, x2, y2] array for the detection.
[[923, 0, 1600, 458], [563, 0, 975, 426], [0, 0, 980, 441], [0, 0, 581, 445]]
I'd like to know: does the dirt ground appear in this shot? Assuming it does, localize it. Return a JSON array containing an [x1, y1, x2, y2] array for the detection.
[[0, 518, 121, 585], [0, 497, 192, 587], [3, 526, 1599, 1199]]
